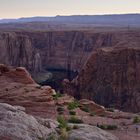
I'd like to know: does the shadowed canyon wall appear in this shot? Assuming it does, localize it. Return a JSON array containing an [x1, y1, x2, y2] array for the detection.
[[0, 30, 140, 73], [0, 29, 140, 112], [71, 47, 140, 112]]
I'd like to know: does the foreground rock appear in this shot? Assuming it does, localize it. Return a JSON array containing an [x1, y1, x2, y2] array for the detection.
[[0, 64, 56, 118], [72, 47, 140, 112], [68, 124, 119, 140], [0, 103, 58, 140]]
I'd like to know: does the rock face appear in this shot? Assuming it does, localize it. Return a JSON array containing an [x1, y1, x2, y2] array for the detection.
[[0, 64, 56, 118], [73, 47, 140, 112], [80, 99, 106, 115], [68, 124, 118, 140], [0, 103, 57, 140], [0, 64, 35, 84], [0, 30, 140, 73]]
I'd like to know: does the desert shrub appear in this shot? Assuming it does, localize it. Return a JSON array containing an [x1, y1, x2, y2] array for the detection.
[[97, 124, 107, 130], [53, 92, 62, 100], [97, 124, 117, 130], [68, 116, 83, 124], [69, 110, 76, 115], [80, 106, 89, 112], [66, 126, 72, 131], [68, 100, 79, 110], [107, 125, 118, 130], [57, 115, 68, 129], [106, 108, 115, 112], [46, 133, 57, 140], [58, 128, 68, 140], [133, 116, 140, 124]]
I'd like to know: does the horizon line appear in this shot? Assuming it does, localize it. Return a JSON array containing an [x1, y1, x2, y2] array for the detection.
[[0, 13, 140, 20]]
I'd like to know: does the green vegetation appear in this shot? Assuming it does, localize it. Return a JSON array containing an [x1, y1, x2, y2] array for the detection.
[[57, 115, 71, 140], [57, 115, 68, 129], [46, 133, 57, 140], [80, 106, 89, 112], [97, 124, 118, 130], [68, 116, 83, 124], [59, 128, 68, 140], [53, 92, 62, 100], [69, 110, 76, 115], [68, 100, 79, 110], [133, 116, 140, 124]]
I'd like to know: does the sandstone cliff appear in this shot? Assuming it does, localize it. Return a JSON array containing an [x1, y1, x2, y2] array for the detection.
[[0, 29, 140, 73], [0, 64, 56, 118], [72, 47, 140, 112]]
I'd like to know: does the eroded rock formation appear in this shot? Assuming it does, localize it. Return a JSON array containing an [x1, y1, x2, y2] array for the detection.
[[0, 103, 58, 140], [68, 124, 118, 140], [72, 47, 140, 112], [0, 29, 140, 73], [0, 64, 56, 118]]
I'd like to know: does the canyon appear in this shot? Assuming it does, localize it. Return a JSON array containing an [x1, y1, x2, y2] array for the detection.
[[0, 63, 140, 140], [71, 47, 140, 112], [0, 12, 140, 140], [0, 28, 140, 113], [0, 29, 140, 73]]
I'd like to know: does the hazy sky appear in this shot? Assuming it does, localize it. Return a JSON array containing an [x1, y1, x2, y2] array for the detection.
[[0, 0, 140, 18]]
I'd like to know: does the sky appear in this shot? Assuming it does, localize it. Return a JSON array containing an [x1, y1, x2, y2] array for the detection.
[[0, 0, 140, 18]]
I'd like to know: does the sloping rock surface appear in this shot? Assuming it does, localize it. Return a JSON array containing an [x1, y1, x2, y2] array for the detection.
[[68, 124, 119, 140], [0, 103, 57, 140], [0, 64, 56, 118]]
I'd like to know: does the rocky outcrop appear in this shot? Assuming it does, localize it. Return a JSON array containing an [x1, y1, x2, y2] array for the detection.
[[72, 47, 140, 112], [0, 64, 56, 118], [0, 103, 58, 140], [80, 99, 106, 115], [0, 30, 140, 73], [68, 124, 118, 140], [0, 64, 35, 84]]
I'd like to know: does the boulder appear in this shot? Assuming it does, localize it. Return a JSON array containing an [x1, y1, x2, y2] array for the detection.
[[80, 99, 106, 115], [0, 103, 58, 140]]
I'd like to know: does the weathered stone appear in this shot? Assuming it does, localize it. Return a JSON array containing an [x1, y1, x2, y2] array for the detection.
[[80, 99, 106, 115], [68, 124, 119, 140], [73, 47, 140, 112], [0, 103, 58, 140]]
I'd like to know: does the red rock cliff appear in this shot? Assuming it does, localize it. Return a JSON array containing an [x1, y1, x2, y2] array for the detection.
[[72, 47, 140, 112], [0, 30, 140, 72]]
